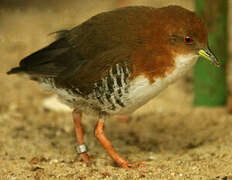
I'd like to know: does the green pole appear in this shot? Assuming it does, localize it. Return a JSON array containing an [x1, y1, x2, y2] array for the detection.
[[194, 0, 228, 106]]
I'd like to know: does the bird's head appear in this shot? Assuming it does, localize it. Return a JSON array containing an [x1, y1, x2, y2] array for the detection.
[[131, 5, 220, 82], [159, 5, 220, 67]]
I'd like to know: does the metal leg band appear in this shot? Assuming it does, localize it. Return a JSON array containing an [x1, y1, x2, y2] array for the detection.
[[76, 144, 88, 154]]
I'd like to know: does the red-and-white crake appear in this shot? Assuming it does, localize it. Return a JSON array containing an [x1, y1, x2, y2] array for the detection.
[[8, 5, 220, 168]]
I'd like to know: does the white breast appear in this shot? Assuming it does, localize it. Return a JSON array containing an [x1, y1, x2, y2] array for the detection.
[[117, 54, 198, 114]]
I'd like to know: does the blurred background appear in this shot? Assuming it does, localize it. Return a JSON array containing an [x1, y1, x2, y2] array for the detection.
[[0, 1, 232, 179]]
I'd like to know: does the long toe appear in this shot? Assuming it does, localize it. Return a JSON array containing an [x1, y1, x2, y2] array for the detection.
[[80, 152, 89, 162], [118, 160, 145, 169]]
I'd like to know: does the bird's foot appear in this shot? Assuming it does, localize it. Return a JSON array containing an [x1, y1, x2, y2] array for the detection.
[[80, 152, 90, 162], [117, 160, 144, 168]]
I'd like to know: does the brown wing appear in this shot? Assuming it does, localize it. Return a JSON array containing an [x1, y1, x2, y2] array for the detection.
[[7, 32, 85, 77], [8, 6, 155, 92], [55, 47, 132, 93]]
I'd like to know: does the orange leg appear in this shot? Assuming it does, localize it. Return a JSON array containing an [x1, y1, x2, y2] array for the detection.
[[94, 119, 133, 168], [72, 110, 89, 162]]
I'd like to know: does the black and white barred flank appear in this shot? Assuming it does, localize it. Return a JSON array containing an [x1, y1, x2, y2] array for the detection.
[[90, 62, 130, 111], [38, 63, 131, 113]]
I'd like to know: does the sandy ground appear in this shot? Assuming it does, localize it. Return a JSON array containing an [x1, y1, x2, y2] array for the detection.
[[1, 1, 232, 179]]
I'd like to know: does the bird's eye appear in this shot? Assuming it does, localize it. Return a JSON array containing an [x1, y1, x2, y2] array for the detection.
[[184, 36, 193, 44]]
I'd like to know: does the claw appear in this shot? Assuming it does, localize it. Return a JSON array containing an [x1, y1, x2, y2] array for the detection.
[[118, 160, 145, 168], [80, 152, 89, 162]]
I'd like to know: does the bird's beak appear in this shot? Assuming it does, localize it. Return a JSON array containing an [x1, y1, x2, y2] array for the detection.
[[198, 48, 220, 67]]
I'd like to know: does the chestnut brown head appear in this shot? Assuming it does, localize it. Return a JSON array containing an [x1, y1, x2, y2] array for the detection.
[[147, 6, 220, 66]]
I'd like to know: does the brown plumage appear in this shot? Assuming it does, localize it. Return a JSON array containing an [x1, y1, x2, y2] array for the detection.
[[8, 6, 208, 90], [7, 5, 219, 168]]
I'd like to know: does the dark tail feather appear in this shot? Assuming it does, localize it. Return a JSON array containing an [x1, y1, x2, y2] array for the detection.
[[7, 67, 25, 75], [48, 30, 70, 39]]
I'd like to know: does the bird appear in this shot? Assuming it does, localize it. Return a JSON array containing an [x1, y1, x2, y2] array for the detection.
[[7, 5, 220, 168]]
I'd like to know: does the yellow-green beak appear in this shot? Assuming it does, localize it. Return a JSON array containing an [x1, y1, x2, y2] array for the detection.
[[198, 48, 220, 67]]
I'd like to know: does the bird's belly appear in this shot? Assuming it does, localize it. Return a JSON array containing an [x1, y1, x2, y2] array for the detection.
[[116, 76, 172, 114], [118, 56, 197, 114], [88, 55, 196, 115]]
